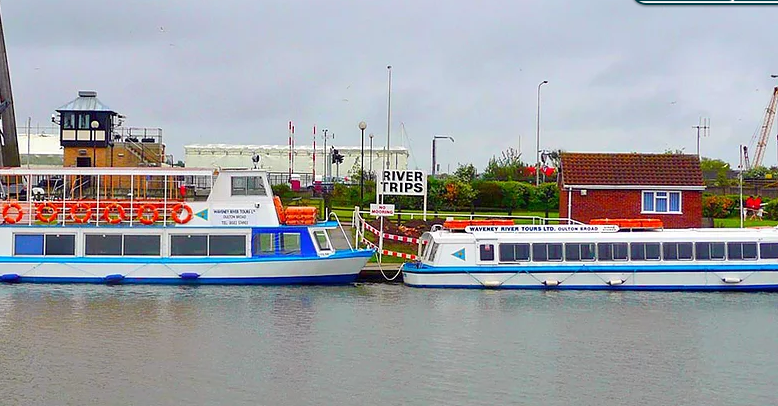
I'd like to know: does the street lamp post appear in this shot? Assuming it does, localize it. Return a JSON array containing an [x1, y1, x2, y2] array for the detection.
[[369, 133, 374, 180], [536, 80, 548, 187], [359, 121, 367, 205], [432, 135, 454, 176], [386, 65, 392, 170]]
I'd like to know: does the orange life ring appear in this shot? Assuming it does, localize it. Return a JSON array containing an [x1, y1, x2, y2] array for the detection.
[[171, 203, 193, 224], [103, 203, 125, 224], [2, 202, 23, 224], [36, 202, 59, 223], [70, 202, 93, 224], [137, 204, 159, 225]]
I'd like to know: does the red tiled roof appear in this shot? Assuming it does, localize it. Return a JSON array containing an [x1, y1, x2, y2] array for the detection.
[[559, 153, 704, 187]]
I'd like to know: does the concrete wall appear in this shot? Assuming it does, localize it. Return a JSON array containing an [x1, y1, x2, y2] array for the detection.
[[559, 188, 703, 229]]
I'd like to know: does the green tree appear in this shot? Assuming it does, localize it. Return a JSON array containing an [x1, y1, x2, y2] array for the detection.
[[700, 157, 730, 172], [442, 178, 477, 211], [535, 183, 559, 218], [454, 163, 478, 182], [500, 181, 531, 215], [483, 148, 526, 181]]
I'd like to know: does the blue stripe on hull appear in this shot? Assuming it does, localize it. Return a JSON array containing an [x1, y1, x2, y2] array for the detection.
[[402, 264, 778, 274], [9, 274, 359, 285], [404, 283, 778, 292]]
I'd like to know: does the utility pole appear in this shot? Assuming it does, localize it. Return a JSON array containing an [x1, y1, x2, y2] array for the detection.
[[692, 117, 709, 159]]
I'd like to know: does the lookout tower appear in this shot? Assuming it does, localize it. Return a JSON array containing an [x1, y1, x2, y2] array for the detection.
[[53, 90, 165, 168]]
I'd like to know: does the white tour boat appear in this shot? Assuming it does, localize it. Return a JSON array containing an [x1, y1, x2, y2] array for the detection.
[[0, 166, 373, 285], [401, 219, 778, 291]]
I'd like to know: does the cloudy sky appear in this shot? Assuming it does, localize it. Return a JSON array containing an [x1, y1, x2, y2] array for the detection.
[[4, 0, 778, 172]]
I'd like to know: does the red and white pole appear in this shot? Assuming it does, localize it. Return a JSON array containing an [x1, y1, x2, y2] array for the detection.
[[312, 125, 316, 183], [288, 121, 292, 179]]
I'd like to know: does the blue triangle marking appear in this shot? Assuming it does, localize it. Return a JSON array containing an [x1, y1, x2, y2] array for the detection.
[[452, 248, 466, 261], [195, 209, 208, 221]]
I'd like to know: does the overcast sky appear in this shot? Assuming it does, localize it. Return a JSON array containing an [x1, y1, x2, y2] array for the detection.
[[4, 0, 778, 172]]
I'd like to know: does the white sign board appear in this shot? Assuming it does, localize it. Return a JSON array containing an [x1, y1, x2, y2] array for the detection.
[[464, 224, 620, 233], [211, 207, 260, 226], [378, 170, 427, 196], [370, 203, 395, 217]]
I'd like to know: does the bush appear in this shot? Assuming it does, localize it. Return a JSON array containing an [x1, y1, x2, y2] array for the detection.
[[473, 181, 504, 208], [271, 183, 293, 199], [702, 195, 735, 218]]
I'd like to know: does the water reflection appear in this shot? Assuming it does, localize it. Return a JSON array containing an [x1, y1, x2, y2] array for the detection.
[[0, 285, 777, 406]]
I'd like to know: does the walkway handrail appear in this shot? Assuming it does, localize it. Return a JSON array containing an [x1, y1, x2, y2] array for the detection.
[[352, 208, 584, 226], [328, 211, 354, 251]]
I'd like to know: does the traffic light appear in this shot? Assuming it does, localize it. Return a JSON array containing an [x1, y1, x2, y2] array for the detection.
[[332, 149, 344, 164]]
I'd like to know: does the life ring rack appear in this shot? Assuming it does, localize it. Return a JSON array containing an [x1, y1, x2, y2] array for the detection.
[[103, 203, 126, 224], [2, 202, 23, 224], [70, 202, 93, 224], [137, 204, 159, 225], [36, 202, 59, 223], [171, 203, 193, 224]]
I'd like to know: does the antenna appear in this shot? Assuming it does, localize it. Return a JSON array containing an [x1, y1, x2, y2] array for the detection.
[[692, 117, 710, 159]]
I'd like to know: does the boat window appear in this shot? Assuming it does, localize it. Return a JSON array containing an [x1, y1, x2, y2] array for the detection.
[[565, 243, 596, 262], [427, 242, 440, 261], [209, 235, 246, 256], [630, 242, 661, 261], [312, 230, 331, 251], [479, 244, 495, 261], [663, 242, 693, 261], [760, 243, 778, 259], [170, 234, 208, 256], [253, 233, 277, 256], [280, 233, 301, 255], [728, 242, 757, 260], [532, 243, 563, 262], [499, 243, 530, 262], [597, 243, 629, 261], [14, 234, 44, 256], [45, 234, 76, 256], [695, 242, 726, 261], [231, 176, 267, 196], [124, 235, 161, 256], [85, 234, 123, 256]]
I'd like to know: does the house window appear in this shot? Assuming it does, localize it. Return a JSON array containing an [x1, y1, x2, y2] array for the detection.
[[77, 114, 92, 130], [63, 113, 76, 130], [642, 191, 682, 214]]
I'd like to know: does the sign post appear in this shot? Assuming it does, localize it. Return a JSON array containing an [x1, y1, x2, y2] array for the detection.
[[370, 203, 395, 262], [376, 169, 428, 220]]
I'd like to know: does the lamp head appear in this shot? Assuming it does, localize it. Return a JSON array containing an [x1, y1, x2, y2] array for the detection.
[[358, 121, 367, 130]]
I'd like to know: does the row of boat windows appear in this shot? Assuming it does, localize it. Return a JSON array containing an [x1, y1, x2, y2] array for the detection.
[[476, 241, 778, 263], [11, 231, 329, 257]]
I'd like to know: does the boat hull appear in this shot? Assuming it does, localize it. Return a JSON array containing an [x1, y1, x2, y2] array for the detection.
[[402, 264, 778, 291], [0, 250, 373, 285]]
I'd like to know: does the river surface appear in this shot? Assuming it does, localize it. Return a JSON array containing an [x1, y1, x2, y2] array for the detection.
[[0, 284, 776, 405]]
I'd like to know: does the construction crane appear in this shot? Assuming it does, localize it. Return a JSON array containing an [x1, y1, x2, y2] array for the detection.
[[746, 80, 778, 170]]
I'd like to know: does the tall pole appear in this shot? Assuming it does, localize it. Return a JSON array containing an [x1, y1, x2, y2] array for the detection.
[[323, 129, 328, 178], [369, 133, 374, 179], [312, 125, 316, 182], [740, 144, 744, 229], [386, 65, 392, 170], [359, 121, 367, 206], [26, 116, 30, 168], [536, 80, 548, 187], [431, 138, 436, 176]]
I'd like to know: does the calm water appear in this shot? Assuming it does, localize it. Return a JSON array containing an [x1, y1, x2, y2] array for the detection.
[[0, 283, 777, 406]]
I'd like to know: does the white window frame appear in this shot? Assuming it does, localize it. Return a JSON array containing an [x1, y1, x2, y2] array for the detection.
[[641, 190, 682, 214]]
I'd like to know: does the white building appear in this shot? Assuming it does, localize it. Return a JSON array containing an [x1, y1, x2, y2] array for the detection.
[[15, 125, 63, 166], [184, 144, 409, 179]]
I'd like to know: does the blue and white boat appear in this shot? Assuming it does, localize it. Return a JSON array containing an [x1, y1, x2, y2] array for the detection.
[[401, 220, 778, 291], [0, 166, 373, 285]]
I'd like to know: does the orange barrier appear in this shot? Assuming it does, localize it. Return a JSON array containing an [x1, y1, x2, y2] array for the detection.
[[590, 218, 663, 228], [443, 219, 515, 230], [273, 196, 286, 224], [285, 206, 318, 225]]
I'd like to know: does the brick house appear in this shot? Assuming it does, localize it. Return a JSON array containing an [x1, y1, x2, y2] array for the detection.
[[558, 153, 705, 228]]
